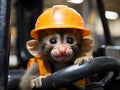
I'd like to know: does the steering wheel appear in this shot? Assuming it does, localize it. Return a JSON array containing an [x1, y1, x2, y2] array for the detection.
[[39, 56, 120, 90]]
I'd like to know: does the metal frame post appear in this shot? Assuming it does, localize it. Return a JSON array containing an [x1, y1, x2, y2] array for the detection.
[[0, 0, 11, 89], [96, 0, 113, 45]]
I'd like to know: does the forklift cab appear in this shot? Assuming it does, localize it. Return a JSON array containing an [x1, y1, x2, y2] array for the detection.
[[0, 0, 120, 90]]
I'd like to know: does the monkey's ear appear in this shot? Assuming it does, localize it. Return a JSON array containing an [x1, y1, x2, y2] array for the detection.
[[26, 39, 41, 56], [81, 38, 93, 53]]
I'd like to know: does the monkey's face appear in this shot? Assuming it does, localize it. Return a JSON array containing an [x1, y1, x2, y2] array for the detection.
[[47, 34, 75, 62], [39, 29, 82, 63]]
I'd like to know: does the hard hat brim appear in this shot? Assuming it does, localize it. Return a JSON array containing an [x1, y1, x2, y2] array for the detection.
[[31, 25, 90, 39]]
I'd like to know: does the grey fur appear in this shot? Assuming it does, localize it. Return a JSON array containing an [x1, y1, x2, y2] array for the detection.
[[19, 62, 39, 90]]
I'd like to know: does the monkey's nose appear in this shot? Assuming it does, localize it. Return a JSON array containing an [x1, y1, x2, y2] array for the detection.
[[58, 46, 67, 55]]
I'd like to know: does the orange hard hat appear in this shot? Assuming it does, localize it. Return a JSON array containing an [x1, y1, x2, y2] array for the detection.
[[31, 5, 90, 39]]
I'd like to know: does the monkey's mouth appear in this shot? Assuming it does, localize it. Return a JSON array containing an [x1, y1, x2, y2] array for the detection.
[[52, 55, 72, 62]]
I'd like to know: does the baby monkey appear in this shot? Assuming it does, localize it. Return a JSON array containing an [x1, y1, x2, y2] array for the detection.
[[19, 28, 93, 90]]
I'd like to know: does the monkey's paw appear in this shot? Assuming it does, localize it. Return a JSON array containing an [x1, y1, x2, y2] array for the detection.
[[74, 56, 93, 65], [30, 73, 51, 88]]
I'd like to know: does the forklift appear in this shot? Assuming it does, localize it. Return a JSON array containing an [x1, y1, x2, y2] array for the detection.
[[0, 0, 120, 90]]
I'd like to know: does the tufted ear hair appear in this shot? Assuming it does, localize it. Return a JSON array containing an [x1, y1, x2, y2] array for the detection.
[[26, 39, 41, 56], [81, 38, 93, 53]]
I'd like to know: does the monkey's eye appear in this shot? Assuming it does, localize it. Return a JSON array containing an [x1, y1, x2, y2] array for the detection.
[[67, 37, 74, 44], [50, 38, 57, 44]]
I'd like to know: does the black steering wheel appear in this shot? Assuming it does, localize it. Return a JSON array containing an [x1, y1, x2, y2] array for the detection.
[[39, 56, 120, 90]]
